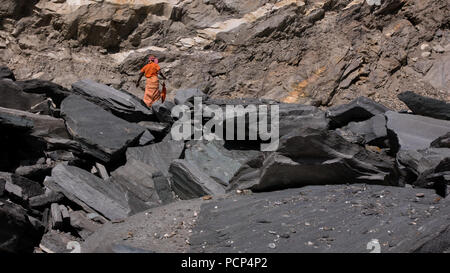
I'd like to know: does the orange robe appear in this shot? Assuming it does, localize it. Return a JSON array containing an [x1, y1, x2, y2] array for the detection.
[[140, 62, 161, 107]]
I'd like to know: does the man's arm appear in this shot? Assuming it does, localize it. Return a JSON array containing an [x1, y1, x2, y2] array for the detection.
[[136, 72, 144, 87]]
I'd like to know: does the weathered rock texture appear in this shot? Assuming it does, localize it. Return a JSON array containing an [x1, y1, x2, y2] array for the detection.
[[1, 0, 449, 109]]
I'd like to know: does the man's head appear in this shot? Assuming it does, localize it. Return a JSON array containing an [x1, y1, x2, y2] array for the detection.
[[149, 55, 158, 64]]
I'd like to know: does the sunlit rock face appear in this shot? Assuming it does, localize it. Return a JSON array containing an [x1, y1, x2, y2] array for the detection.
[[2, 0, 449, 108]]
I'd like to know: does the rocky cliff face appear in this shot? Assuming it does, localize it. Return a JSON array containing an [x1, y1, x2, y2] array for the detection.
[[1, 0, 449, 109]]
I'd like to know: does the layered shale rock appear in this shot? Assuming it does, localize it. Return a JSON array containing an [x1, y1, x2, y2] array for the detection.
[[126, 140, 184, 176], [109, 158, 174, 207], [71, 79, 153, 122], [398, 91, 450, 121], [386, 111, 450, 152], [61, 95, 145, 163], [169, 159, 226, 200], [48, 164, 136, 221], [229, 128, 398, 192]]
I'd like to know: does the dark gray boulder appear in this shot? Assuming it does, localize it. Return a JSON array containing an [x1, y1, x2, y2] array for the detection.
[[152, 100, 175, 123], [386, 111, 450, 152], [431, 132, 450, 148], [126, 140, 184, 177], [169, 159, 226, 199], [0, 80, 45, 111], [340, 114, 388, 146], [71, 79, 153, 122], [49, 164, 134, 221], [185, 140, 260, 186], [278, 103, 329, 137], [0, 199, 42, 252], [15, 79, 71, 107], [327, 97, 390, 128], [229, 128, 398, 192], [61, 95, 145, 163], [0, 106, 70, 140], [109, 158, 174, 207], [0, 66, 15, 81], [398, 91, 450, 121]]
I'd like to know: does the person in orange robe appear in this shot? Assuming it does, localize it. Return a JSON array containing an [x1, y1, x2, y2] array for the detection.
[[136, 55, 167, 107]]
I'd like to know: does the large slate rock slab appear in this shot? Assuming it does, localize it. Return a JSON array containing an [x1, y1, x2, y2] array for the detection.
[[0, 199, 42, 253], [61, 95, 145, 163], [126, 140, 184, 177], [71, 79, 153, 122], [82, 185, 450, 253], [339, 114, 388, 146], [0, 66, 15, 81], [185, 141, 260, 186], [386, 111, 450, 152], [0, 106, 69, 140], [229, 128, 397, 192], [189, 185, 450, 253], [397, 148, 450, 195], [398, 91, 450, 121], [15, 79, 71, 107], [109, 158, 174, 207], [278, 103, 329, 137], [50, 164, 133, 221], [327, 97, 390, 128], [169, 159, 225, 199], [0, 79, 45, 111]]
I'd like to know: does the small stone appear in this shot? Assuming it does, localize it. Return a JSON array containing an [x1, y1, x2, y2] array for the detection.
[[432, 45, 444, 53], [416, 193, 425, 198], [421, 51, 431, 58], [420, 44, 430, 51], [268, 243, 276, 249]]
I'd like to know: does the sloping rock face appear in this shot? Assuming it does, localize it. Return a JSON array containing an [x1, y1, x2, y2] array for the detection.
[[169, 159, 226, 199], [0, 80, 46, 111], [184, 140, 260, 186], [1, 0, 449, 109], [126, 140, 184, 176], [71, 79, 153, 122], [109, 158, 174, 207], [61, 95, 145, 163], [49, 164, 134, 221]]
